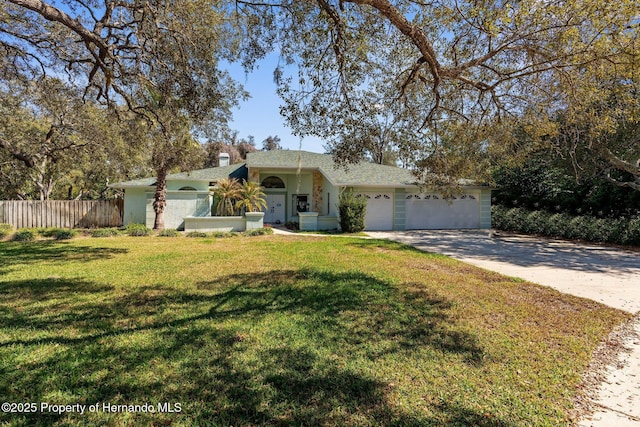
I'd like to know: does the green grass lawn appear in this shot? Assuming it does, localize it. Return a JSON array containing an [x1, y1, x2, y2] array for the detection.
[[0, 234, 628, 426]]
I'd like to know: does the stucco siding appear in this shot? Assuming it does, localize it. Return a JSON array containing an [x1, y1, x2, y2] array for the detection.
[[479, 188, 492, 229], [145, 191, 210, 230], [123, 188, 149, 226], [394, 188, 406, 230], [322, 178, 339, 217], [166, 180, 210, 191], [259, 172, 315, 222]]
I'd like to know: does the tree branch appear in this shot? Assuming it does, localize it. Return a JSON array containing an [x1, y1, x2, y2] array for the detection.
[[0, 137, 36, 168], [7, 0, 108, 51]]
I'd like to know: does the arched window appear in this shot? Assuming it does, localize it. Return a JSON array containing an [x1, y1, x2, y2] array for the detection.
[[261, 176, 285, 189], [178, 186, 197, 191]]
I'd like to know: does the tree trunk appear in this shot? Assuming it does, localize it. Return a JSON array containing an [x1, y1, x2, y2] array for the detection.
[[153, 166, 168, 230]]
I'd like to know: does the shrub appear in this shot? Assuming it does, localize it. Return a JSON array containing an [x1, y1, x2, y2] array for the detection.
[[125, 223, 151, 236], [566, 216, 591, 240], [54, 229, 77, 240], [38, 227, 62, 237], [91, 228, 121, 237], [524, 210, 548, 235], [158, 229, 180, 237], [243, 227, 273, 236], [37, 227, 77, 240], [624, 217, 640, 246], [13, 229, 36, 242], [186, 231, 208, 238], [545, 213, 568, 238], [338, 191, 367, 233], [0, 223, 13, 239], [492, 205, 640, 246], [211, 231, 239, 238]]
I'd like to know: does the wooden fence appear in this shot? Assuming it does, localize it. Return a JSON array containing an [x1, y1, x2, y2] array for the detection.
[[0, 200, 124, 229]]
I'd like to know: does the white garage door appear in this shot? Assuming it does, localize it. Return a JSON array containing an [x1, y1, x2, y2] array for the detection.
[[405, 193, 479, 229], [356, 193, 393, 231]]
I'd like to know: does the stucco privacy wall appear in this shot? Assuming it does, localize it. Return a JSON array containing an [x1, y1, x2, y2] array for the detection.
[[144, 191, 210, 229]]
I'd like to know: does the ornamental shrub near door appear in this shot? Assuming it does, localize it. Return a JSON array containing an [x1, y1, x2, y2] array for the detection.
[[338, 191, 367, 233]]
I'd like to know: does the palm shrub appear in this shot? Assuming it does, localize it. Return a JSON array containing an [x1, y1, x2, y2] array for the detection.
[[338, 191, 367, 233], [235, 181, 268, 213], [211, 178, 242, 216]]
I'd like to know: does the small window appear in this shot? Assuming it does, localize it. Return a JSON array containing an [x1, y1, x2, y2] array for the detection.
[[261, 176, 285, 189], [178, 186, 197, 191]]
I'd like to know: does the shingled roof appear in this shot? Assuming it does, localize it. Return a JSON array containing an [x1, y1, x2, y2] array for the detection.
[[111, 164, 247, 188], [111, 151, 483, 189], [245, 150, 419, 187]]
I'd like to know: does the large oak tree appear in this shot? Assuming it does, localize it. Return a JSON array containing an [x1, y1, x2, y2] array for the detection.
[[0, 77, 152, 200], [1, 0, 270, 228], [237, 0, 638, 187]]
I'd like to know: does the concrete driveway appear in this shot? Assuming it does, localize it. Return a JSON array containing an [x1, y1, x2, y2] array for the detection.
[[367, 230, 640, 426], [367, 230, 640, 313]]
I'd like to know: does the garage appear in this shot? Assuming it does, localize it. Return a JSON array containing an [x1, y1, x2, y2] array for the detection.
[[405, 193, 479, 229], [357, 192, 394, 230]]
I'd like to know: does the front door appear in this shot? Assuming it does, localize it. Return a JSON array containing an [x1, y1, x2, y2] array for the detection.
[[264, 194, 286, 225]]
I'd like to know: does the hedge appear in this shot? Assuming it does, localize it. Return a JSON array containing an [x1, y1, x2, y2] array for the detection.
[[492, 206, 640, 246]]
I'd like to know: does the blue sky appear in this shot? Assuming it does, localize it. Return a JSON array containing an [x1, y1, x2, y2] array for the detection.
[[225, 54, 326, 154]]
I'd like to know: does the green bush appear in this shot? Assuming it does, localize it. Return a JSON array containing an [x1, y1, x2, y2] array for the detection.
[[13, 229, 36, 242], [125, 223, 151, 236], [91, 228, 121, 237], [0, 223, 13, 239], [186, 231, 208, 238], [210, 231, 235, 238], [38, 227, 61, 237], [243, 227, 273, 236], [623, 217, 640, 245], [158, 229, 180, 237], [338, 191, 367, 233], [492, 205, 640, 246], [54, 229, 77, 240], [37, 227, 77, 240]]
